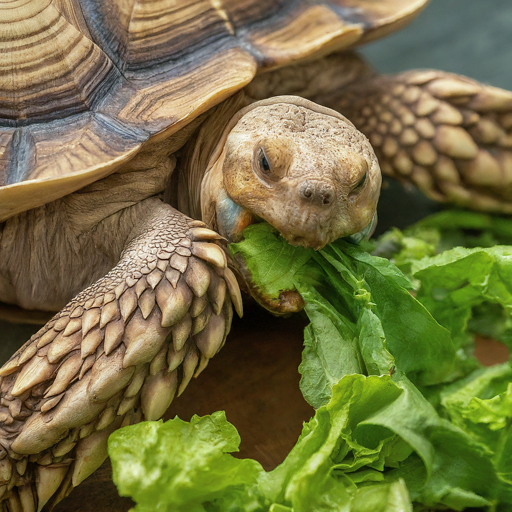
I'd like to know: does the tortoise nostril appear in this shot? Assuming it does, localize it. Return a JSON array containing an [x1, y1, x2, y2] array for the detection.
[[299, 180, 335, 207]]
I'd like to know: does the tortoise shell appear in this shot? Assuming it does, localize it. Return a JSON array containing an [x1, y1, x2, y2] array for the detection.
[[0, 0, 427, 222]]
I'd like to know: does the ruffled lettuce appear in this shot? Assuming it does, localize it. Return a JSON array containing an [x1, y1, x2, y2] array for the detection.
[[109, 212, 512, 512], [109, 412, 263, 512]]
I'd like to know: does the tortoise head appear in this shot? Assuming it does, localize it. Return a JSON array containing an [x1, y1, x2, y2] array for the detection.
[[201, 96, 381, 251]]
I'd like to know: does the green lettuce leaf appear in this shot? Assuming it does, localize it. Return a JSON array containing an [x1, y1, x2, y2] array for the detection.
[[109, 411, 263, 512], [350, 479, 412, 512], [322, 241, 457, 386], [368, 210, 512, 363], [110, 374, 511, 511], [229, 224, 315, 301], [371, 210, 512, 262], [110, 377, 416, 512], [231, 225, 458, 399], [262, 375, 403, 511], [111, 214, 512, 512], [437, 363, 512, 485], [412, 245, 512, 353], [229, 223, 512, 509], [414, 209, 512, 250]]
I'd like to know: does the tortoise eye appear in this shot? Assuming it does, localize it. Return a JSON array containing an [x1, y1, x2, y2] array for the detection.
[[353, 172, 367, 192], [259, 150, 271, 174]]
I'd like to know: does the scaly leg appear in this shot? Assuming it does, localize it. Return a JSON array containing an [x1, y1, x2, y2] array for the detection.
[[324, 68, 512, 212], [0, 202, 242, 511]]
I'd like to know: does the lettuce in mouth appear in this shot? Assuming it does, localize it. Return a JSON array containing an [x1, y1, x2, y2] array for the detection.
[[109, 211, 512, 512]]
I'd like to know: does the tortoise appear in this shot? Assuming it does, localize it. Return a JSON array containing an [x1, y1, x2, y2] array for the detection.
[[2, 0, 512, 510]]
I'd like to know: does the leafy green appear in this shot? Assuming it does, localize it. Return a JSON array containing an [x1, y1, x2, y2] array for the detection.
[[232, 224, 458, 398], [110, 376, 416, 512], [350, 479, 412, 512], [371, 210, 512, 261], [110, 212, 512, 512], [230, 222, 512, 509], [229, 224, 314, 300], [262, 375, 404, 511], [414, 209, 512, 250], [367, 211, 512, 366], [109, 412, 262, 512], [438, 364, 512, 472], [413, 246, 512, 353]]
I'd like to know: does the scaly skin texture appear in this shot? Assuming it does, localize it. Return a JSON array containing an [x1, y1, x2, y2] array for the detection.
[[195, 98, 381, 250], [0, 202, 242, 511], [220, 102, 380, 248], [329, 70, 512, 212]]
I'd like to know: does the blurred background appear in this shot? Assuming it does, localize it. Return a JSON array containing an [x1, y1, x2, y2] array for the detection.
[[2, 1, 512, 508], [363, 0, 512, 88]]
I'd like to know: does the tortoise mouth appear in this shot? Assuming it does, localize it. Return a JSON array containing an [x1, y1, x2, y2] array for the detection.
[[226, 212, 378, 317], [218, 194, 377, 316], [214, 196, 305, 315], [219, 197, 335, 251]]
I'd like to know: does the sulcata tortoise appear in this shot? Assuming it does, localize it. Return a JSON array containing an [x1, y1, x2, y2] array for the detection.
[[2, 0, 512, 510]]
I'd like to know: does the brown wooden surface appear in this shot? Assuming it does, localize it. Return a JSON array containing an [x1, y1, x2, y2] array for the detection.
[[54, 305, 313, 512], [474, 336, 510, 367]]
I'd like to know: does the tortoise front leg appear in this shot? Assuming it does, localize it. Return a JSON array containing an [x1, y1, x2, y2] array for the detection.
[[0, 202, 242, 511], [323, 70, 512, 212]]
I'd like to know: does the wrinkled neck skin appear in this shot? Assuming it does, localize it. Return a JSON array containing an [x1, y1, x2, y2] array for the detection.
[[178, 92, 264, 241], [177, 92, 248, 223]]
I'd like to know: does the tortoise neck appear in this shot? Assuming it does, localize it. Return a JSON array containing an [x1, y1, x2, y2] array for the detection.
[[176, 92, 249, 221]]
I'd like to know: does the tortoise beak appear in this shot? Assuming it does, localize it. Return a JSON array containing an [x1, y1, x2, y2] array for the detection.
[[215, 192, 256, 243], [345, 213, 378, 245]]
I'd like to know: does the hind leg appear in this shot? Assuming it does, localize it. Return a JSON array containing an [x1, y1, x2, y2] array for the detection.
[[321, 66, 512, 212]]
